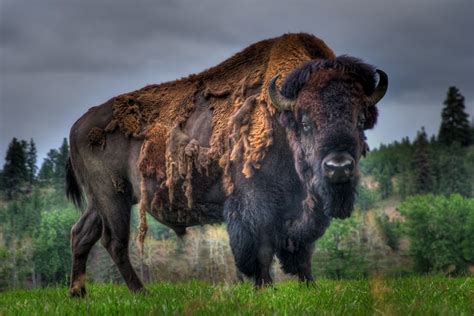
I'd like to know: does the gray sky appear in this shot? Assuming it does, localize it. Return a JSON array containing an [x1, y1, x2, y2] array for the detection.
[[1, 0, 473, 165]]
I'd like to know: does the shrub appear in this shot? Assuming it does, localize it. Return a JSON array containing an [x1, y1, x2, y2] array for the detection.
[[399, 194, 474, 275], [355, 184, 379, 211], [34, 207, 79, 284], [377, 214, 401, 251], [313, 215, 369, 279]]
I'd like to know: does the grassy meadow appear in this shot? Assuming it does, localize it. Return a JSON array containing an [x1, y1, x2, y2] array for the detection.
[[1, 276, 473, 315]]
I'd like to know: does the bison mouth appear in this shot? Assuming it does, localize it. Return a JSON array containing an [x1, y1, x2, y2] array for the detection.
[[313, 176, 358, 219]]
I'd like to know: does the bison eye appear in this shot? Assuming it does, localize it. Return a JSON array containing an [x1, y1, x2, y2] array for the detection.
[[302, 121, 312, 133], [357, 113, 366, 129], [301, 114, 313, 134]]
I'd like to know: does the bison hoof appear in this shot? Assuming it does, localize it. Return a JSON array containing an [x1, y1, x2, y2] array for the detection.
[[132, 287, 150, 296], [254, 278, 273, 290], [298, 278, 316, 288], [69, 286, 86, 298]]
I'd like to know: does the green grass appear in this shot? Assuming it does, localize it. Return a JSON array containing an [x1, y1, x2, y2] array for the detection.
[[1, 277, 473, 315]]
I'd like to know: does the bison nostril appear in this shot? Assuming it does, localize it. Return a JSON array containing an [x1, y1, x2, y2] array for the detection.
[[322, 154, 355, 183]]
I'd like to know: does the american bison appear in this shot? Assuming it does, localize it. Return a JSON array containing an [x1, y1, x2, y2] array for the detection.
[[66, 33, 387, 296]]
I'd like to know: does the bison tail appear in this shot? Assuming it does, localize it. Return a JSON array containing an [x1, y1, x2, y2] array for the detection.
[[66, 157, 84, 210]]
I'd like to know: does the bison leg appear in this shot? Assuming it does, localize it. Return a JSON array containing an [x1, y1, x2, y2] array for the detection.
[[277, 242, 315, 283], [225, 197, 274, 287], [69, 207, 102, 298], [254, 235, 274, 287], [99, 199, 145, 294], [296, 243, 315, 283]]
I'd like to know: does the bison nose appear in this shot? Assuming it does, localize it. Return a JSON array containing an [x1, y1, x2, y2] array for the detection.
[[322, 153, 355, 183]]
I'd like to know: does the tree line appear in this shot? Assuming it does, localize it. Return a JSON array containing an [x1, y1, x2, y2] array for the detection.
[[360, 86, 474, 199], [0, 138, 69, 200], [0, 138, 76, 289]]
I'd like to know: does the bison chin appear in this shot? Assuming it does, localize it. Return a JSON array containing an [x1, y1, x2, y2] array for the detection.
[[314, 179, 357, 219]]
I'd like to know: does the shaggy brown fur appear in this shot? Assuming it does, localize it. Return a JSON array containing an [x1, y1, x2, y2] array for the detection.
[[100, 33, 336, 244], [87, 127, 106, 149]]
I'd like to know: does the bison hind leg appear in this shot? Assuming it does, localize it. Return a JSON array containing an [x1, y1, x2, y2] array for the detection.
[[69, 207, 102, 298], [99, 196, 145, 294]]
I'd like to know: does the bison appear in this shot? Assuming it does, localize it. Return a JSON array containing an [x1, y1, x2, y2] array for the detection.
[[66, 33, 387, 297]]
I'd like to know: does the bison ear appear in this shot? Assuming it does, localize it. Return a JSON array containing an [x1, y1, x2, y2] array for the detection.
[[364, 103, 378, 129]]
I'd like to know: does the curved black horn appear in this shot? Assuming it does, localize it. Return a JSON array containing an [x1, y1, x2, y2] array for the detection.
[[367, 69, 388, 106], [268, 75, 296, 111]]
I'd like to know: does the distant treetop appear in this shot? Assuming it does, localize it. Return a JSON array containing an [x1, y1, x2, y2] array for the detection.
[[438, 86, 471, 146]]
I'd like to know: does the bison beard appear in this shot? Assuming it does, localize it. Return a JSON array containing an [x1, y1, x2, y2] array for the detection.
[[315, 178, 357, 219]]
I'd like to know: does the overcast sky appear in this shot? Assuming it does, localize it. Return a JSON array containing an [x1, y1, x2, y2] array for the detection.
[[1, 0, 473, 166]]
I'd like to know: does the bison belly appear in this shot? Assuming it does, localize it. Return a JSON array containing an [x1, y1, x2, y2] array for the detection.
[[142, 103, 226, 230]]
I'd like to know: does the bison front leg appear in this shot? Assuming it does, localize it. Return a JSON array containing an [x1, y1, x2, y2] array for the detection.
[[225, 196, 275, 287], [254, 234, 274, 287], [277, 242, 315, 284], [296, 243, 315, 283]]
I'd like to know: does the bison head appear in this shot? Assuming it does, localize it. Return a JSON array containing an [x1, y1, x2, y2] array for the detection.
[[268, 56, 387, 219]]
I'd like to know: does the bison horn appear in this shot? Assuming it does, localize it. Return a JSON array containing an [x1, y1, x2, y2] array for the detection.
[[367, 69, 388, 106], [268, 75, 296, 111]]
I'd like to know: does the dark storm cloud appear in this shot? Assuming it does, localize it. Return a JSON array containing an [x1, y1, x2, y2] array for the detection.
[[1, 0, 473, 163]]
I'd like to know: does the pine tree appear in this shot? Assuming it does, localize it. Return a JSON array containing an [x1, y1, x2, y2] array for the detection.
[[436, 143, 471, 197], [1, 138, 28, 199], [26, 139, 37, 187], [53, 138, 69, 191], [38, 149, 58, 185], [377, 165, 393, 199], [438, 86, 471, 146], [37, 138, 69, 191], [412, 127, 434, 194], [470, 118, 474, 144], [397, 168, 414, 199]]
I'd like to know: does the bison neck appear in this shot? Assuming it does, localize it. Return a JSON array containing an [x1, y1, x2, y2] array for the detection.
[[260, 121, 331, 245], [243, 121, 330, 245], [285, 195, 331, 246]]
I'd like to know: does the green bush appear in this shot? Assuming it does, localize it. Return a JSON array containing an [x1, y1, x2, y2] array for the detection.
[[313, 215, 368, 279], [355, 184, 379, 211], [377, 214, 401, 251], [399, 194, 474, 275], [0, 246, 11, 290], [434, 145, 472, 197], [34, 207, 79, 285], [463, 208, 474, 262]]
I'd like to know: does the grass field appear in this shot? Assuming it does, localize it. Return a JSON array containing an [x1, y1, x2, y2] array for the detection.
[[1, 276, 472, 315]]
